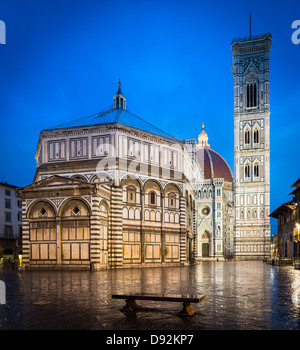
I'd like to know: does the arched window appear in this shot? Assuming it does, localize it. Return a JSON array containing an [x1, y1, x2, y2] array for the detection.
[[246, 81, 257, 108], [253, 129, 259, 144], [254, 164, 259, 178], [245, 164, 250, 179], [245, 129, 250, 145], [127, 186, 136, 203], [149, 191, 156, 205], [168, 193, 176, 208]]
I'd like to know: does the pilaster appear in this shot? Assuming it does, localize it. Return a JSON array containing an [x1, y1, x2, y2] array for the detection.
[[179, 196, 187, 264], [108, 186, 123, 267]]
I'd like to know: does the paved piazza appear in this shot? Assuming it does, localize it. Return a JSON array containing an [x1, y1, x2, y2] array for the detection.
[[0, 261, 300, 330]]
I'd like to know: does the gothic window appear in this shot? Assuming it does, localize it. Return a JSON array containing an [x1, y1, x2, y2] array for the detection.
[[254, 164, 259, 178], [244, 129, 250, 145], [246, 81, 257, 108], [253, 129, 259, 144], [240, 210, 244, 219], [245, 164, 250, 179]]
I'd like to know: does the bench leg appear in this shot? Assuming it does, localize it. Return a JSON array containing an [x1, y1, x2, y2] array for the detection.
[[123, 298, 140, 312], [178, 302, 196, 317]]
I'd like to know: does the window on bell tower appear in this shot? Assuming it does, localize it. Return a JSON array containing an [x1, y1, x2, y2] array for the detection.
[[254, 164, 259, 178], [245, 129, 250, 145], [246, 81, 258, 108], [245, 164, 250, 179], [253, 129, 259, 144]]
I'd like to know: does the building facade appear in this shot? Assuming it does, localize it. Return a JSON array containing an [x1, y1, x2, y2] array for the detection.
[[0, 182, 22, 261], [185, 126, 234, 261], [20, 83, 199, 270], [20, 32, 272, 270], [270, 178, 300, 261]]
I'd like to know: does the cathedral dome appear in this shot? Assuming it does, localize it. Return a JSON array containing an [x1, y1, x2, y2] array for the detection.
[[196, 148, 233, 183], [195, 125, 233, 183]]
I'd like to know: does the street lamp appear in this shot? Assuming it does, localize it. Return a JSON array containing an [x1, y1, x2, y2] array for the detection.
[[296, 223, 300, 242]]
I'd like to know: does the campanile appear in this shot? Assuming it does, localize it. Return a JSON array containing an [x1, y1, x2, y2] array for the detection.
[[231, 33, 272, 259]]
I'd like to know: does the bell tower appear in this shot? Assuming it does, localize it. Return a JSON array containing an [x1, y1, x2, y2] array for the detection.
[[231, 33, 272, 259]]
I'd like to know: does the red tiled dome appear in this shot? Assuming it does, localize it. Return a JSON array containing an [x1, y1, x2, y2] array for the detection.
[[195, 148, 233, 183]]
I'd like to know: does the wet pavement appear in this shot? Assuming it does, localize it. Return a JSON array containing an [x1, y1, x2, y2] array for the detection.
[[0, 261, 300, 330]]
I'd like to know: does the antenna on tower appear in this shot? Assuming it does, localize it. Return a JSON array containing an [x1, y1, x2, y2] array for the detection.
[[250, 13, 252, 37]]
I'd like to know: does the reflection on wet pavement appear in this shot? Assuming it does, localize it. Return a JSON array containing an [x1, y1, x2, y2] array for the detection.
[[0, 261, 300, 330]]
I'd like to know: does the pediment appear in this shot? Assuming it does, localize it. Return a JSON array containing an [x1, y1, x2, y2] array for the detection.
[[21, 175, 88, 191], [244, 60, 259, 77], [198, 217, 213, 233]]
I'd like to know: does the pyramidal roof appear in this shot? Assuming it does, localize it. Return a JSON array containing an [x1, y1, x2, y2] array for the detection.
[[45, 82, 183, 143], [46, 108, 183, 142]]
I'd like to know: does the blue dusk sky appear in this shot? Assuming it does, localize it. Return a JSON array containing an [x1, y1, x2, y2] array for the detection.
[[0, 0, 299, 234]]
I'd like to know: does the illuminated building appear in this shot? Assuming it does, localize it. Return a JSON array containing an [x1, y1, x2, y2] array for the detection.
[[20, 32, 272, 270]]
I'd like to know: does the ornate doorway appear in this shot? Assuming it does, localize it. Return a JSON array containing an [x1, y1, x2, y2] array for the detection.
[[202, 243, 209, 257], [201, 231, 210, 257]]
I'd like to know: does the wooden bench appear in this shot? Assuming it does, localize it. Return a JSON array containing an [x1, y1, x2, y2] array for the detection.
[[112, 293, 206, 316]]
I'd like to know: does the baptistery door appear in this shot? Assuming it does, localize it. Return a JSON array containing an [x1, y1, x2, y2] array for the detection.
[[60, 199, 90, 264]]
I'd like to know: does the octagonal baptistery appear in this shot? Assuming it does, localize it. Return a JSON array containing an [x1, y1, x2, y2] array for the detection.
[[20, 82, 197, 270], [194, 126, 234, 261]]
